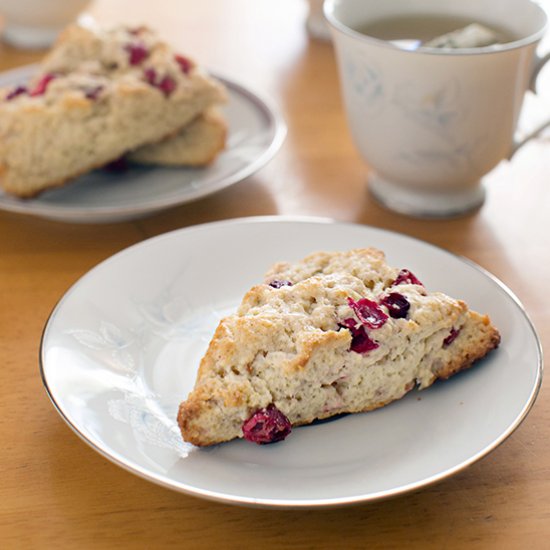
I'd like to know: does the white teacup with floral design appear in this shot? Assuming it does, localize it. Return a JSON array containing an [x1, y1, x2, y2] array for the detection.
[[325, 0, 550, 217]]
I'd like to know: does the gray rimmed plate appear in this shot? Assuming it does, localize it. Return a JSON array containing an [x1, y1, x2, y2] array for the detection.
[[0, 66, 285, 223], [40, 217, 542, 507]]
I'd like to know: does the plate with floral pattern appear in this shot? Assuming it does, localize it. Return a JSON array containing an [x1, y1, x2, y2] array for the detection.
[[40, 217, 542, 507]]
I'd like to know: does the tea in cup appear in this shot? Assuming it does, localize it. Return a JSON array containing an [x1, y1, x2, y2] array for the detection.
[[324, 0, 550, 217]]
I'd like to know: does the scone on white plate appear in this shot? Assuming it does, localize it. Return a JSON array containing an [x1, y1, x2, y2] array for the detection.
[[178, 248, 500, 446], [0, 23, 226, 197]]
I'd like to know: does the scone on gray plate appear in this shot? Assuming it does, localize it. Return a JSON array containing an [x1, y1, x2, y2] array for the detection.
[[0, 23, 226, 197], [42, 22, 228, 169], [178, 248, 500, 446]]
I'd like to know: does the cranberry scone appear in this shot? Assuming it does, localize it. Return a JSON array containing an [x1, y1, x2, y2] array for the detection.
[[42, 23, 228, 168], [178, 248, 500, 447], [127, 108, 227, 167], [0, 24, 226, 197]]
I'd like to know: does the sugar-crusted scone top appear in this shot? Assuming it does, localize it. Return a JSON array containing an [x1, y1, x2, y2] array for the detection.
[[42, 24, 169, 75], [264, 248, 393, 286], [1, 23, 226, 106], [201, 248, 470, 390], [41, 23, 214, 89]]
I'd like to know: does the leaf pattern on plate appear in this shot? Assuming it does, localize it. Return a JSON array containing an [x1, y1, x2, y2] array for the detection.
[[108, 391, 193, 457], [68, 320, 131, 349], [63, 280, 237, 454], [136, 290, 229, 342], [66, 320, 139, 374]]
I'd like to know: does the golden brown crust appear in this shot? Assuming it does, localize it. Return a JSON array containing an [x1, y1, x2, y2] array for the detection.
[[434, 312, 501, 381], [178, 378, 256, 446]]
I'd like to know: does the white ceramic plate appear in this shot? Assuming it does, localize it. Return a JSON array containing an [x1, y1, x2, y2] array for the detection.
[[0, 66, 285, 223], [40, 217, 542, 508]]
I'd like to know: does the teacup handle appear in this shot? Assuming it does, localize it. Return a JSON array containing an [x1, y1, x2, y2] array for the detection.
[[509, 50, 550, 157]]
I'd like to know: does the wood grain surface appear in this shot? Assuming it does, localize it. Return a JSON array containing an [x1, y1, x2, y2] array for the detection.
[[1, 1, 549, 548]]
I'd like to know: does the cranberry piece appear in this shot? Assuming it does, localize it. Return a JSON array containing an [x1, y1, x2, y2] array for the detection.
[[339, 318, 379, 353], [158, 75, 176, 96], [392, 269, 423, 287], [29, 73, 57, 96], [5, 85, 28, 101], [143, 69, 176, 96], [174, 54, 193, 74], [242, 404, 292, 444], [443, 327, 460, 347], [84, 85, 103, 100], [268, 280, 292, 289], [347, 297, 388, 329], [143, 67, 157, 85], [126, 42, 149, 65], [380, 292, 410, 319], [340, 317, 357, 330]]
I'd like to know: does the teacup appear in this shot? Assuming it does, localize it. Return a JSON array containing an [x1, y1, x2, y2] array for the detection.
[[0, 0, 90, 49], [324, 0, 550, 217]]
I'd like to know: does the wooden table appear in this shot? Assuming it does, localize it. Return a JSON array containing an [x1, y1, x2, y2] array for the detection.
[[1, 1, 549, 547]]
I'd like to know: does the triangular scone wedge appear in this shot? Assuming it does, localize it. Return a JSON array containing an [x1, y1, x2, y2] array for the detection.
[[43, 23, 228, 168], [127, 108, 227, 167], [0, 23, 226, 197], [178, 248, 500, 446]]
